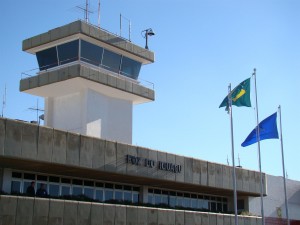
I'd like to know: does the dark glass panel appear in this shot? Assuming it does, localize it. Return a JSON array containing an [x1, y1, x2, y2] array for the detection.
[[12, 172, 22, 178], [61, 178, 71, 184], [72, 179, 83, 185], [124, 192, 132, 202], [120, 56, 141, 80], [73, 186, 82, 195], [102, 49, 121, 73], [36, 46, 58, 70], [84, 187, 94, 199], [37, 175, 47, 181], [61, 186, 70, 195], [133, 193, 139, 203], [24, 173, 35, 180], [84, 180, 94, 187], [95, 182, 104, 187], [11, 181, 21, 193], [49, 176, 60, 183], [81, 40, 103, 66], [49, 184, 59, 197], [96, 189, 103, 201], [132, 186, 139, 192], [57, 40, 79, 65]]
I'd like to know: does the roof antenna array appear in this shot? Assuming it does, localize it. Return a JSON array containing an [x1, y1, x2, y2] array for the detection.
[[28, 99, 44, 125], [76, 0, 93, 23]]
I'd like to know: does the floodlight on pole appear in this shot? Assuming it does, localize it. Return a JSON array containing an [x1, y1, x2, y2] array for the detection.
[[142, 28, 155, 50]]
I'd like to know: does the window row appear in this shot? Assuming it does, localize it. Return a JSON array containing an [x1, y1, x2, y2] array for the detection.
[[147, 188, 228, 213], [36, 39, 142, 80], [11, 172, 139, 203]]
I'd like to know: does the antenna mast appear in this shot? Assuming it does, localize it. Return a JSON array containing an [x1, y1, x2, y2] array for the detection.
[[98, 0, 101, 27], [85, 0, 89, 22], [1, 84, 6, 117], [28, 99, 44, 124]]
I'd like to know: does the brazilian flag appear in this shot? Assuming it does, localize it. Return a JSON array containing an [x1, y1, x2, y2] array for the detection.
[[219, 78, 251, 110]]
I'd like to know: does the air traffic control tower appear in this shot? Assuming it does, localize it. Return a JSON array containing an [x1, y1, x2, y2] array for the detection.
[[20, 20, 155, 144]]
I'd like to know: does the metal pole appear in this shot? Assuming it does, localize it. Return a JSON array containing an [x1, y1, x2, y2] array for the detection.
[[278, 105, 290, 225], [253, 68, 265, 225], [120, 14, 122, 36], [98, 0, 101, 27], [228, 83, 238, 225], [85, 0, 89, 22]]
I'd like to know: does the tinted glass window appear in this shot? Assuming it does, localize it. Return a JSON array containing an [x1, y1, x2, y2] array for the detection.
[[96, 189, 103, 201], [57, 40, 79, 65], [102, 49, 121, 73], [120, 56, 141, 80], [11, 181, 21, 194], [36, 47, 58, 70], [81, 40, 103, 66], [84, 187, 94, 199], [61, 186, 70, 196], [49, 184, 59, 197]]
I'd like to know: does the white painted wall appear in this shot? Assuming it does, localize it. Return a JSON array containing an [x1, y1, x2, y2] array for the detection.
[[45, 88, 132, 144], [249, 174, 300, 220]]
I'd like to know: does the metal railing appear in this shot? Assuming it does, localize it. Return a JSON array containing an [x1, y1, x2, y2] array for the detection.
[[21, 59, 154, 90]]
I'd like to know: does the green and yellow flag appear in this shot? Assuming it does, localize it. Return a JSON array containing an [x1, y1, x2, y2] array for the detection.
[[219, 78, 251, 110]]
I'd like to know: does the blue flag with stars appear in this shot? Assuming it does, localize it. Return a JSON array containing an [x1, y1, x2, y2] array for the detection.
[[241, 112, 279, 147]]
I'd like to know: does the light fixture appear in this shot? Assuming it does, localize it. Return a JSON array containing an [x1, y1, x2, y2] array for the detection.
[[142, 28, 155, 50]]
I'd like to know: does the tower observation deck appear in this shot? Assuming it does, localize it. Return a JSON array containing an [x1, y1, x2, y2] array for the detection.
[[20, 20, 155, 144]]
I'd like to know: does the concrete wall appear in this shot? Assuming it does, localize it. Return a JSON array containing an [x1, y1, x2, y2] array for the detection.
[[22, 20, 154, 64], [249, 174, 300, 220], [0, 195, 262, 225], [19, 64, 155, 102], [0, 117, 266, 197]]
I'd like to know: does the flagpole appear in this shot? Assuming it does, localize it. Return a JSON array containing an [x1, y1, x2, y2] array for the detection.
[[278, 105, 290, 225], [253, 68, 265, 225], [228, 83, 238, 225]]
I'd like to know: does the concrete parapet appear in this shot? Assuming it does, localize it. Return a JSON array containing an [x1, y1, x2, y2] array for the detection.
[[92, 138, 105, 170], [0, 195, 17, 225], [33, 197, 49, 225], [80, 135, 93, 168], [37, 126, 53, 162], [16, 197, 34, 225], [48, 199, 64, 225], [91, 203, 103, 225], [21, 122, 38, 160], [52, 129, 67, 164], [104, 141, 117, 172], [77, 202, 92, 225], [0, 196, 263, 225], [103, 204, 115, 225], [4, 119, 22, 157], [66, 132, 80, 166]]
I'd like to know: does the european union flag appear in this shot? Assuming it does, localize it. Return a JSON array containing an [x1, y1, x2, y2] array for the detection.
[[241, 112, 279, 147]]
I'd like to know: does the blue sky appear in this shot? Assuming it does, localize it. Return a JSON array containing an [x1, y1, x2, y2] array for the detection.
[[1, 0, 300, 181]]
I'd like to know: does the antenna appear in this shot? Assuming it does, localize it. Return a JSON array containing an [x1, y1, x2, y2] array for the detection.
[[98, 0, 101, 27], [227, 155, 229, 166], [1, 84, 6, 117], [28, 99, 44, 124], [76, 0, 93, 23]]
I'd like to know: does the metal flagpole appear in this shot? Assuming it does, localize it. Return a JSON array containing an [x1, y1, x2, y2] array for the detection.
[[278, 105, 290, 225], [228, 83, 238, 225], [253, 68, 265, 225]]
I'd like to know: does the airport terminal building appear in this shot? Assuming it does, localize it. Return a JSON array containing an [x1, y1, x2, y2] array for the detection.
[[0, 19, 298, 225]]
